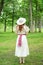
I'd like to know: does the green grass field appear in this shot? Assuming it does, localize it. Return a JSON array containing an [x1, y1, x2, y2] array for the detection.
[[0, 32, 43, 65]]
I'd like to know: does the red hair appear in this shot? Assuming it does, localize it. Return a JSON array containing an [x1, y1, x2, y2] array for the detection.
[[19, 24, 24, 32]]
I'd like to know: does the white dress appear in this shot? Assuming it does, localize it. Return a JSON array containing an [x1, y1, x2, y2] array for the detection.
[[13, 25, 30, 57]]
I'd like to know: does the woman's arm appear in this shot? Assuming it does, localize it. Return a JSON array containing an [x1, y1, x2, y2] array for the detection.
[[24, 25, 30, 35]]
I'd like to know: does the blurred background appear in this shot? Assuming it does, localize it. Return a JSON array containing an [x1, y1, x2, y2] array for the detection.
[[0, 0, 43, 32]]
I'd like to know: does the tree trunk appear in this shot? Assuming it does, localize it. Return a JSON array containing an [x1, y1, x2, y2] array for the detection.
[[32, 20, 35, 32], [12, 3, 14, 32], [29, 0, 33, 32], [38, 5, 42, 32], [35, 20, 37, 32], [35, 0, 38, 32], [38, 17, 42, 32], [4, 19, 6, 32], [4, 13, 7, 32], [0, 0, 4, 15]]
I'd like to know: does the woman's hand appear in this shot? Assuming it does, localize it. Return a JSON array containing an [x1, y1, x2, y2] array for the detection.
[[16, 25, 19, 30]]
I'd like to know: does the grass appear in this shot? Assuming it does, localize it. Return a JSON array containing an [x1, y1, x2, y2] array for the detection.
[[0, 32, 43, 65]]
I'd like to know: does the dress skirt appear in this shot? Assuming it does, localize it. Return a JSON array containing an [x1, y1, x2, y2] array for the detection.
[[15, 35, 29, 57]]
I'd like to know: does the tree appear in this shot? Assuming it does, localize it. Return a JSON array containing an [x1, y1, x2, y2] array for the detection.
[[0, 0, 4, 15], [12, 2, 14, 32], [29, 0, 33, 32], [4, 12, 7, 32], [32, 0, 43, 32]]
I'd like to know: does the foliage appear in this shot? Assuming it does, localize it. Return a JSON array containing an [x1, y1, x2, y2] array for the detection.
[[0, 0, 43, 32]]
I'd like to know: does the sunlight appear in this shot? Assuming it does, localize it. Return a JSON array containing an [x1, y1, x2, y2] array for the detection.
[[17, 0, 22, 3]]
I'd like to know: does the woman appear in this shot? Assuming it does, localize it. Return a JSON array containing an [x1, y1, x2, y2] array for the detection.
[[14, 17, 30, 64]]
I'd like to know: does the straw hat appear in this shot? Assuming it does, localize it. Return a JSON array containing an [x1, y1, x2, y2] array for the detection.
[[17, 17, 26, 25]]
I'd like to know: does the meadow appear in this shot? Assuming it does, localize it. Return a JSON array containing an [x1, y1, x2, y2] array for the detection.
[[0, 32, 43, 65]]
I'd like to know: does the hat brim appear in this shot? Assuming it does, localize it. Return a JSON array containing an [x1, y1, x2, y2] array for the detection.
[[17, 18, 26, 25]]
